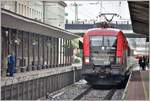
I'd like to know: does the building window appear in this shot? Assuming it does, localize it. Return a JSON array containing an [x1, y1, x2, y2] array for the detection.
[[18, 3, 21, 14], [32, 9, 34, 18], [21, 4, 23, 15], [27, 7, 29, 17], [39, 11, 41, 20], [35, 10, 37, 19], [24, 5, 26, 16], [41, 12, 43, 21], [30, 8, 32, 18]]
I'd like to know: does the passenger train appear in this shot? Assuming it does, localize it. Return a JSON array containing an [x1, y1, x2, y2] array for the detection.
[[82, 25, 133, 86]]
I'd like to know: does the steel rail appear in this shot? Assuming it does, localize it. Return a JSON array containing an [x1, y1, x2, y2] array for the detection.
[[73, 86, 92, 100], [103, 89, 116, 100]]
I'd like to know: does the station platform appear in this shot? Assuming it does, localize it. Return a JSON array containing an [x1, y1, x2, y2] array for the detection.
[[1, 64, 82, 87], [123, 65, 149, 100]]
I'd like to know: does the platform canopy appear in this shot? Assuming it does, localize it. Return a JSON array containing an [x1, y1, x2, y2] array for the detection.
[[125, 33, 146, 38], [128, 1, 149, 41], [1, 8, 80, 39]]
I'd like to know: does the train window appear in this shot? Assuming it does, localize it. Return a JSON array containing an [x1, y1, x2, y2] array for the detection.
[[104, 36, 116, 47], [90, 36, 103, 46]]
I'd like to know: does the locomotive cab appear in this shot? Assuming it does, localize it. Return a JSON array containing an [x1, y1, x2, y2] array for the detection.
[[82, 28, 130, 86], [90, 35, 117, 74]]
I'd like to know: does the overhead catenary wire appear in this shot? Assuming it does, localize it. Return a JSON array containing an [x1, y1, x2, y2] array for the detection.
[[67, 2, 99, 22], [66, 2, 96, 22]]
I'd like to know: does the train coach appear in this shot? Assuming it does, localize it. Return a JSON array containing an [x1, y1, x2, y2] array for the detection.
[[82, 27, 133, 86]]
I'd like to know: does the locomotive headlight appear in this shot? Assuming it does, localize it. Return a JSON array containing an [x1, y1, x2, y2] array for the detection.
[[101, 46, 105, 50], [110, 57, 114, 62], [116, 57, 121, 64], [104, 61, 110, 64], [85, 57, 89, 63]]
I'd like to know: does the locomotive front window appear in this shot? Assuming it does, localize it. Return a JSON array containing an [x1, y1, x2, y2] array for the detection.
[[104, 36, 116, 47], [90, 35, 117, 65], [90, 36, 116, 47], [90, 36, 103, 46]]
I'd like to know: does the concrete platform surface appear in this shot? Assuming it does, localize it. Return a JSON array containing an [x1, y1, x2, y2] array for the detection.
[[1, 64, 82, 86], [124, 70, 149, 100]]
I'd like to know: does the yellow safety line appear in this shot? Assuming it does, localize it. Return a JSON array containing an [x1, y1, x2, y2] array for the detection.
[[140, 71, 148, 100]]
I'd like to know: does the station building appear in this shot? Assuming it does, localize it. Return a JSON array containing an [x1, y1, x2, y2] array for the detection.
[[1, 0, 66, 29], [1, 1, 80, 77], [1, 1, 82, 99]]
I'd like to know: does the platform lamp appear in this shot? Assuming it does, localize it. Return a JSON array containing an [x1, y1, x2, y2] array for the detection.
[[14, 37, 21, 73], [32, 39, 38, 70], [14, 38, 21, 45]]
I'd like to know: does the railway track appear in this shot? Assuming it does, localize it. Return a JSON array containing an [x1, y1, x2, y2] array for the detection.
[[44, 77, 129, 100], [73, 73, 130, 100], [73, 87, 92, 100], [74, 87, 116, 100], [103, 89, 116, 100]]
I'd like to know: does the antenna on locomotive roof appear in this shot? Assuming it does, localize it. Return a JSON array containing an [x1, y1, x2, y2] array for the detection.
[[96, 13, 121, 28]]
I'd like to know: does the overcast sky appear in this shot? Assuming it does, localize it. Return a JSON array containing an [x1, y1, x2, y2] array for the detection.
[[65, 1, 130, 21]]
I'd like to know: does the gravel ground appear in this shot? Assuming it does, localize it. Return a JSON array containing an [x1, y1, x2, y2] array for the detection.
[[81, 89, 110, 100], [111, 89, 124, 100], [38, 79, 125, 100], [45, 79, 90, 100]]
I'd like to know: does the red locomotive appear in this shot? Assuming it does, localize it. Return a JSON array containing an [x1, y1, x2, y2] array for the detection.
[[82, 27, 131, 86]]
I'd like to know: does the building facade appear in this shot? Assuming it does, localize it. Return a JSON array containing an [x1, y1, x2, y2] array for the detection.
[[1, 0, 66, 29], [1, 1, 76, 77], [1, 0, 43, 21], [43, 1, 67, 29]]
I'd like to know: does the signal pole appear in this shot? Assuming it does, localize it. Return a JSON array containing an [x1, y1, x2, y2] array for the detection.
[[74, 2, 78, 23], [99, 0, 103, 15]]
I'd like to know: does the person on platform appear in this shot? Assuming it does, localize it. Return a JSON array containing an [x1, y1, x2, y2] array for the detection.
[[146, 56, 149, 69], [7, 54, 15, 76], [138, 56, 142, 70], [141, 56, 146, 70]]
